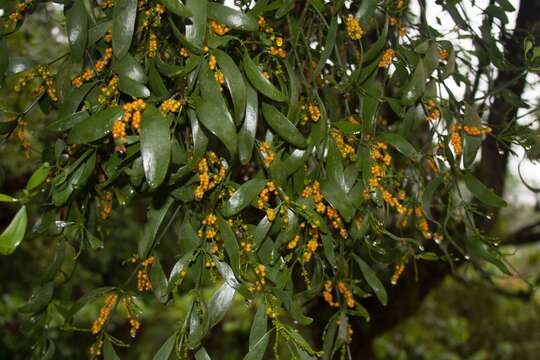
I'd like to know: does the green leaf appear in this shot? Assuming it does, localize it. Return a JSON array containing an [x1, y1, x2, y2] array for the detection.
[[112, 53, 147, 82], [141, 106, 171, 188], [67, 287, 117, 319], [243, 331, 271, 360], [153, 333, 177, 360], [195, 347, 212, 360], [422, 175, 444, 222], [321, 234, 337, 269], [208, 282, 236, 327], [208, 3, 258, 31], [65, 0, 88, 62], [103, 338, 120, 360], [463, 173, 507, 208], [47, 111, 89, 132], [352, 254, 388, 306], [239, 84, 258, 165], [160, 0, 192, 17], [320, 179, 354, 222], [249, 304, 268, 351], [363, 22, 388, 64], [113, 0, 137, 59], [0, 194, 17, 203], [185, 0, 207, 46], [58, 82, 96, 119], [148, 61, 170, 98], [401, 59, 426, 105], [423, 41, 440, 77], [188, 109, 208, 160], [221, 178, 267, 217], [138, 197, 175, 258], [243, 52, 286, 102], [26, 162, 50, 191], [194, 78, 237, 156], [19, 281, 54, 314], [0, 206, 28, 255], [214, 49, 246, 124], [67, 107, 123, 144], [88, 20, 111, 46], [312, 17, 337, 81], [378, 133, 421, 161], [168, 251, 194, 291], [355, 0, 377, 24], [119, 75, 150, 98], [40, 240, 66, 283], [149, 259, 169, 303], [217, 217, 240, 274], [463, 104, 482, 168], [261, 103, 307, 148]]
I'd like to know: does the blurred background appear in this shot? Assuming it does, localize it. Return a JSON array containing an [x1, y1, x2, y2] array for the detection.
[[1, 1, 539, 359]]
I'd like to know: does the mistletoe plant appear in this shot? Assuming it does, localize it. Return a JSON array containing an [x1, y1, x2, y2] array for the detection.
[[0, 0, 537, 359]]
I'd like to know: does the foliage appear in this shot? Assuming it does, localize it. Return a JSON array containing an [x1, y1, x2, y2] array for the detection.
[[0, 0, 538, 359]]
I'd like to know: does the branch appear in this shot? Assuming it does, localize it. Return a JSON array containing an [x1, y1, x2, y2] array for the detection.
[[504, 220, 540, 246]]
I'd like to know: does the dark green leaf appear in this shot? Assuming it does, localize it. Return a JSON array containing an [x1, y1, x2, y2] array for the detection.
[[148, 61, 170, 98], [217, 217, 240, 274], [88, 20, 111, 46], [26, 162, 50, 191], [214, 49, 246, 124], [160, 0, 192, 17], [113, 0, 137, 59], [422, 175, 444, 222], [58, 82, 95, 119], [0, 206, 27, 255], [208, 3, 258, 31], [463, 173, 507, 208], [112, 53, 147, 82], [208, 282, 235, 327], [47, 111, 89, 132], [188, 109, 208, 160], [67, 107, 123, 144], [153, 333, 177, 360], [141, 106, 171, 188], [195, 99, 237, 155], [312, 17, 337, 81], [195, 347, 212, 360], [138, 197, 175, 258], [243, 52, 286, 102], [355, 0, 377, 24], [261, 103, 307, 148], [149, 259, 169, 303], [221, 178, 267, 217], [168, 251, 194, 291], [321, 179, 354, 222], [119, 75, 150, 98], [19, 282, 54, 314], [239, 84, 258, 165], [65, 0, 88, 62], [378, 133, 421, 161], [401, 59, 426, 105], [185, 0, 207, 46], [103, 338, 120, 360], [243, 331, 271, 360], [249, 304, 268, 351], [352, 254, 388, 306]]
